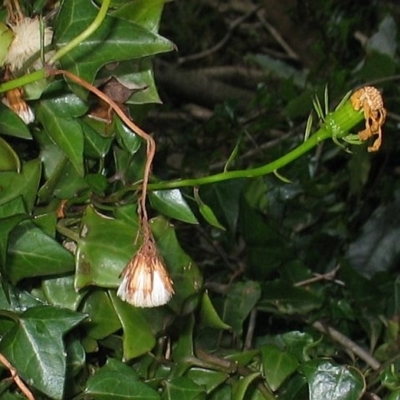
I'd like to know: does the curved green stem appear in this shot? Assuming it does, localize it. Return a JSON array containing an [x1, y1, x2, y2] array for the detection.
[[143, 100, 364, 191], [49, 0, 111, 64], [0, 69, 46, 93]]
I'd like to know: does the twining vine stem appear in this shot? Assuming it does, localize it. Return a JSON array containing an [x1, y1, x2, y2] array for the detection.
[[47, 68, 155, 227]]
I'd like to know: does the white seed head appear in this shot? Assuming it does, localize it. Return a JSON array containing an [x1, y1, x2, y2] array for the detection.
[[117, 242, 174, 308], [5, 17, 53, 72]]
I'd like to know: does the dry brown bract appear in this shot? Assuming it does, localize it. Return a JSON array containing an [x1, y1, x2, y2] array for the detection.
[[350, 86, 387, 152]]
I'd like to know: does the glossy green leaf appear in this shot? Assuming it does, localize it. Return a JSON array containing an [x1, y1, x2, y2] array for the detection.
[[111, 0, 166, 33], [74, 205, 139, 289], [53, 161, 89, 199], [82, 120, 113, 158], [54, 0, 174, 95], [163, 377, 206, 400], [150, 190, 198, 224], [302, 360, 365, 400], [0, 159, 41, 211], [150, 217, 203, 314], [185, 368, 228, 395], [0, 214, 28, 282], [199, 291, 230, 330], [194, 189, 225, 230], [7, 220, 75, 283], [37, 101, 84, 176], [114, 116, 142, 154], [81, 290, 122, 340], [42, 275, 84, 310], [0, 104, 32, 140], [231, 372, 261, 400], [0, 306, 86, 400], [84, 358, 159, 399], [260, 344, 299, 391], [110, 292, 156, 360]]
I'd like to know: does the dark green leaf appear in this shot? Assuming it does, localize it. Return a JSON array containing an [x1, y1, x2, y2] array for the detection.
[[37, 101, 84, 176], [109, 292, 156, 360], [0, 159, 41, 211], [302, 360, 365, 400], [231, 372, 261, 400], [0, 103, 32, 139], [0, 306, 86, 399], [114, 116, 142, 154], [221, 281, 261, 335], [0, 136, 20, 172], [111, 0, 166, 33], [163, 377, 205, 400], [199, 291, 230, 330], [150, 190, 198, 224], [260, 344, 299, 391], [54, 0, 174, 96], [151, 216, 203, 314], [81, 290, 121, 340], [194, 189, 225, 230], [75, 205, 139, 289], [185, 368, 228, 395], [42, 275, 84, 310], [7, 220, 75, 283]]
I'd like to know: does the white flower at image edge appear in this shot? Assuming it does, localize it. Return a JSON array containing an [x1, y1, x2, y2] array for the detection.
[[5, 17, 53, 72]]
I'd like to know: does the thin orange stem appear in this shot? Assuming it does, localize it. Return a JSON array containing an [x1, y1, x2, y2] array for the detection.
[[47, 69, 155, 225]]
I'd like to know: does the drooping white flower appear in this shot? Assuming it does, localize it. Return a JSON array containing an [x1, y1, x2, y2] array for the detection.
[[5, 17, 53, 72], [117, 240, 174, 308]]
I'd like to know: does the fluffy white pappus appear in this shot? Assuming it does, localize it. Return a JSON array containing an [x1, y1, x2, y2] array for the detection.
[[5, 17, 53, 72], [117, 251, 174, 308]]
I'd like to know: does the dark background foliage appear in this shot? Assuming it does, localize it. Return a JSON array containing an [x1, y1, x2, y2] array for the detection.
[[1, 0, 400, 399]]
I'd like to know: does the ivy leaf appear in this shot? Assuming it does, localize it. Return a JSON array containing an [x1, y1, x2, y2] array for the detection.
[[151, 216, 203, 314], [37, 101, 84, 176], [111, 0, 166, 33], [84, 358, 160, 399], [221, 281, 261, 336], [150, 190, 198, 224], [0, 103, 32, 139], [75, 205, 139, 289], [54, 0, 174, 96], [110, 292, 156, 360], [0, 306, 87, 400], [261, 344, 299, 391], [231, 372, 262, 400], [0, 159, 41, 212], [302, 360, 365, 400], [7, 220, 75, 284], [163, 377, 205, 400], [81, 290, 122, 340], [0, 136, 20, 172]]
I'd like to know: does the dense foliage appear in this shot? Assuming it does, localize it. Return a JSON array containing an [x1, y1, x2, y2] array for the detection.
[[0, 0, 400, 399]]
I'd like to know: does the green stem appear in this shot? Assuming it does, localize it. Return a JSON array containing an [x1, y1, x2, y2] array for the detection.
[[0, 69, 46, 93], [144, 100, 364, 191], [49, 0, 111, 65]]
